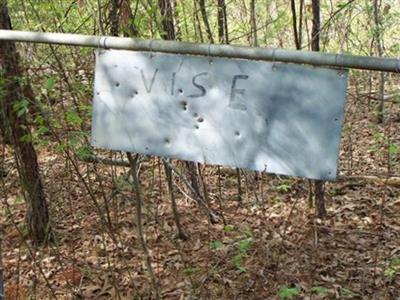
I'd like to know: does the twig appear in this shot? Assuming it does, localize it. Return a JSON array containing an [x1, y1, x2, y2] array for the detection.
[[337, 175, 400, 187], [163, 159, 187, 240], [0, 226, 4, 300], [126, 153, 160, 300], [81, 154, 130, 167], [162, 159, 219, 223]]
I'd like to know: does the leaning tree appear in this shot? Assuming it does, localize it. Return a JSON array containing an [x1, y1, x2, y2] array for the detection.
[[0, 0, 51, 245]]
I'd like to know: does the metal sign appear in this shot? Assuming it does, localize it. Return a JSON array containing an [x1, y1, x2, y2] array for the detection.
[[91, 49, 348, 180]]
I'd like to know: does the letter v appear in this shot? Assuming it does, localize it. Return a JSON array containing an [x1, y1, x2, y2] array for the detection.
[[140, 68, 159, 93]]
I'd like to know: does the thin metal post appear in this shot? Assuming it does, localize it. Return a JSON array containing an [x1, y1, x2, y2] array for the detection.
[[0, 29, 399, 72]]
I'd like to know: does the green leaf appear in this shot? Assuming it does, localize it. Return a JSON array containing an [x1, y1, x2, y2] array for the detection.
[[237, 237, 252, 253], [19, 134, 32, 143], [391, 256, 400, 267], [236, 265, 247, 273], [44, 76, 56, 90], [36, 126, 49, 135], [367, 144, 379, 153], [279, 285, 300, 299], [183, 267, 200, 275], [384, 267, 396, 278], [66, 110, 83, 126], [55, 143, 67, 153], [13, 99, 29, 117], [272, 196, 281, 204], [389, 143, 399, 155], [34, 115, 45, 126], [76, 145, 93, 161], [232, 253, 244, 268], [210, 240, 223, 250], [311, 286, 328, 294], [340, 287, 360, 297], [276, 183, 291, 193], [223, 224, 235, 232]]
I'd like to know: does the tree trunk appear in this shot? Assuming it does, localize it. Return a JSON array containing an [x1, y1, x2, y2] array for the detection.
[[193, 0, 204, 42], [0, 106, 9, 144], [109, 0, 120, 36], [120, 0, 140, 37], [0, 227, 3, 300], [311, 0, 326, 218], [290, 0, 300, 49], [217, 0, 228, 44], [157, 0, 203, 200], [217, 0, 224, 43], [0, 0, 51, 245], [250, 0, 257, 46], [314, 180, 326, 218], [311, 0, 320, 52], [373, 0, 385, 123], [158, 0, 176, 40], [184, 161, 202, 199], [198, 0, 214, 43], [163, 160, 187, 240], [299, 0, 304, 47]]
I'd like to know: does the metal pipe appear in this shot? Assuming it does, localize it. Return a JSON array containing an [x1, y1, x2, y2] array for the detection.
[[0, 29, 399, 73]]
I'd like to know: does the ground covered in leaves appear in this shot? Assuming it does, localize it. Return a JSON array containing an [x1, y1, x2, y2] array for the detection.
[[1, 82, 400, 299]]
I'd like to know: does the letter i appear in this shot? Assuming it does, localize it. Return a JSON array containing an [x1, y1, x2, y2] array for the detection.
[[171, 72, 176, 96]]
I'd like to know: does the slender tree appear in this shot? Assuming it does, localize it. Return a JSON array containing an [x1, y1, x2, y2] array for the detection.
[[109, 0, 120, 37], [290, 0, 300, 49], [311, 0, 320, 52], [0, 0, 51, 245], [250, 0, 257, 46], [373, 0, 385, 123], [163, 160, 187, 240], [217, 0, 228, 44], [0, 227, 3, 300], [198, 0, 214, 43], [0, 102, 7, 144], [310, 0, 326, 218], [120, 0, 140, 37], [159, 0, 176, 40], [157, 0, 214, 221], [193, 0, 204, 42]]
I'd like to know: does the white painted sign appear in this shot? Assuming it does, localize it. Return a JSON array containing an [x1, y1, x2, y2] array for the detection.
[[91, 49, 348, 180]]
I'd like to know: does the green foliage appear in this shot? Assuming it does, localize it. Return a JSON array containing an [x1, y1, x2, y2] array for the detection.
[[75, 144, 93, 161], [210, 240, 224, 250], [44, 76, 56, 90], [340, 287, 360, 298], [82, 266, 94, 280], [384, 256, 400, 279], [13, 99, 30, 117], [183, 266, 201, 275], [278, 285, 300, 299], [389, 143, 399, 156], [276, 182, 291, 193], [272, 196, 282, 204], [55, 131, 92, 160], [19, 130, 33, 143], [232, 229, 253, 273], [368, 132, 399, 167], [29, 115, 50, 147], [223, 224, 235, 232], [311, 286, 328, 294], [65, 110, 83, 126], [79, 104, 93, 119], [114, 174, 132, 191]]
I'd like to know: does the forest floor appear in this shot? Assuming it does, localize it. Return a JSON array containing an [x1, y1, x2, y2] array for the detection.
[[1, 86, 400, 299]]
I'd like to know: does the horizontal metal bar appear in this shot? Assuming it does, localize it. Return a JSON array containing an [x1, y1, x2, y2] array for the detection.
[[0, 29, 399, 73]]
